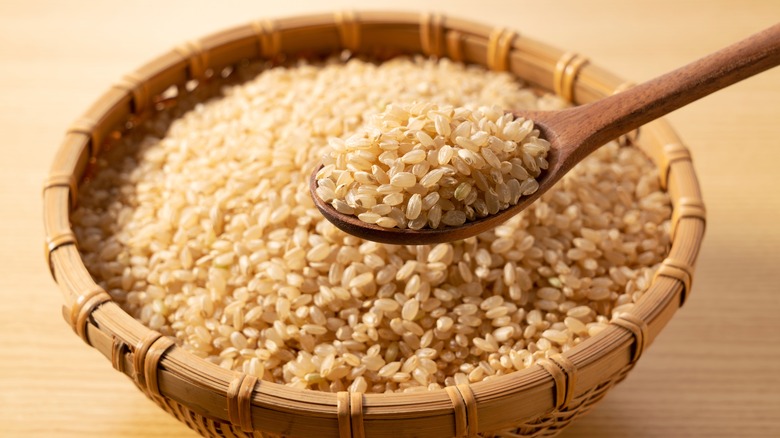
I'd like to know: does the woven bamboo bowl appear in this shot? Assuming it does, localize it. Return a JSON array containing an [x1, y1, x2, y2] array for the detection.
[[43, 11, 706, 438]]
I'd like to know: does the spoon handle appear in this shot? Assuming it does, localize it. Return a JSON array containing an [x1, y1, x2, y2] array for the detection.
[[554, 23, 780, 164]]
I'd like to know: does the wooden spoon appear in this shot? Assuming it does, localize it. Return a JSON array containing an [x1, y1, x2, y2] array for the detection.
[[311, 24, 780, 245]]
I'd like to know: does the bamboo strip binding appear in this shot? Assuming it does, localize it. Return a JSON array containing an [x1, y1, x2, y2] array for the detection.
[[446, 30, 464, 63], [445, 384, 478, 437], [671, 196, 707, 240], [335, 391, 367, 438], [335, 11, 361, 53], [554, 52, 589, 102], [337, 391, 351, 438], [538, 355, 577, 410], [420, 13, 445, 57], [660, 143, 693, 189], [67, 119, 100, 159], [487, 28, 517, 71], [113, 73, 150, 115], [111, 336, 129, 373], [44, 11, 706, 438], [44, 230, 76, 277], [228, 374, 259, 432], [445, 386, 468, 437], [612, 313, 648, 364], [350, 392, 365, 438], [654, 257, 695, 305], [175, 40, 209, 81], [251, 20, 280, 59], [70, 286, 111, 345], [43, 173, 78, 207], [133, 331, 176, 399]]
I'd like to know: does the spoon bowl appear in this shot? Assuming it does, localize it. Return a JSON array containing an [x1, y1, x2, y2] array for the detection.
[[310, 111, 563, 245], [312, 24, 780, 245]]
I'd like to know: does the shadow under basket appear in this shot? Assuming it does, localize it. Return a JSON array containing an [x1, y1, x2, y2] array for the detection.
[[43, 11, 706, 438]]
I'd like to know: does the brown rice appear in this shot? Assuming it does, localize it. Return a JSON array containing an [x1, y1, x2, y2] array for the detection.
[[314, 102, 549, 229], [71, 56, 671, 394]]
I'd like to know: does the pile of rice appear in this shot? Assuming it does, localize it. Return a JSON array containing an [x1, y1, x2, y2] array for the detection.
[[72, 57, 671, 394], [314, 102, 549, 229]]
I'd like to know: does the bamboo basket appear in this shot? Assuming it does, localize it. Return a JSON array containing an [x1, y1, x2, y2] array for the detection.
[[43, 11, 706, 438]]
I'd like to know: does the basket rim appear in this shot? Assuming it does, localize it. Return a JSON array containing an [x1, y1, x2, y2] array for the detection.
[[43, 10, 706, 437]]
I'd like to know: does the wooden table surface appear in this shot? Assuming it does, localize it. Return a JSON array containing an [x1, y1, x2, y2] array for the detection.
[[2, 1, 779, 436]]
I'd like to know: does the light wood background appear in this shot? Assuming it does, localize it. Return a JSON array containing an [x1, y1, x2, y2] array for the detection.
[[1, 1, 779, 437]]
